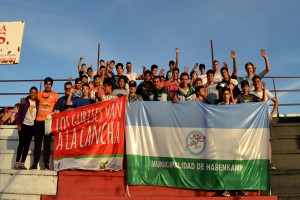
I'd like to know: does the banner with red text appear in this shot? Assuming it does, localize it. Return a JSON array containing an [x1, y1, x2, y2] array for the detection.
[[51, 96, 126, 171], [0, 21, 25, 64]]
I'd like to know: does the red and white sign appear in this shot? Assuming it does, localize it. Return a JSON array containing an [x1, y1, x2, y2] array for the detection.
[[51, 96, 126, 171], [0, 21, 25, 64]]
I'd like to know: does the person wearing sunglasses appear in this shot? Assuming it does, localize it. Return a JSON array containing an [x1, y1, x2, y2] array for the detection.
[[54, 82, 76, 113], [31, 77, 59, 170]]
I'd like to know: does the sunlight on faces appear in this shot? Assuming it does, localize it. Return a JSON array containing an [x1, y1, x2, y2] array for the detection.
[[116, 66, 123, 75], [64, 85, 72, 95], [144, 73, 152, 82], [221, 69, 229, 79], [82, 85, 90, 97], [126, 64, 132, 72], [207, 73, 214, 83], [173, 70, 179, 80], [245, 64, 254, 75], [213, 61, 219, 71], [44, 81, 52, 92], [195, 80, 202, 87], [180, 75, 189, 87], [129, 86, 136, 93], [75, 81, 82, 89], [222, 90, 231, 102], [118, 78, 126, 89], [252, 78, 262, 88], [242, 85, 249, 94], [30, 89, 38, 100], [153, 77, 161, 90], [152, 68, 158, 76], [81, 64, 87, 72]]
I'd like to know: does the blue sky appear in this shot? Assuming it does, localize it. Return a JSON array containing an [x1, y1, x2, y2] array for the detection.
[[1, 0, 300, 114]]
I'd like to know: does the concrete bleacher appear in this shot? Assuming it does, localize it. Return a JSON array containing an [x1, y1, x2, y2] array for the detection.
[[1, 116, 299, 200], [0, 125, 57, 200]]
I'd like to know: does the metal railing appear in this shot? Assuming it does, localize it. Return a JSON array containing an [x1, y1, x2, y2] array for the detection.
[[0, 76, 300, 115]]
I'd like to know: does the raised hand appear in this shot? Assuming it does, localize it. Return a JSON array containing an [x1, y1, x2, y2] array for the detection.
[[183, 66, 189, 73], [176, 48, 179, 53], [142, 66, 147, 71], [261, 49, 267, 58], [159, 69, 165, 76], [80, 56, 84, 60], [89, 64, 93, 68], [223, 62, 228, 68], [230, 50, 236, 59]]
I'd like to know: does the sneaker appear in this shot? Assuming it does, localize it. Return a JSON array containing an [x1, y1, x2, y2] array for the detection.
[[30, 164, 37, 170], [270, 164, 276, 170], [238, 190, 247, 196], [222, 190, 230, 197], [13, 162, 20, 170], [44, 163, 50, 170], [19, 163, 27, 170]]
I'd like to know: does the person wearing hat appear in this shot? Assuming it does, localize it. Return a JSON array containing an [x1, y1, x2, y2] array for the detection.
[[128, 80, 143, 102]]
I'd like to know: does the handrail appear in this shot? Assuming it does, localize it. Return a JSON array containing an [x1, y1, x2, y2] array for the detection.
[[0, 76, 300, 114]]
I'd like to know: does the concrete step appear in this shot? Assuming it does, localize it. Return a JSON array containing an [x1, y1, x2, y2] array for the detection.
[[271, 138, 300, 152], [0, 135, 35, 150], [0, 169, 57, 195], [0, 193, 41, 200], [0, 125, 18, 137], [0, 149, 54, 170], [272, 151, 300, 170], [271, 125, 300, 138], [269, 170, 300, 195]]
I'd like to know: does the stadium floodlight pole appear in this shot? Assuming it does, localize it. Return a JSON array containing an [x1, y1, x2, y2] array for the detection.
[[210, 40, 214, 67], [97, 43, 100, 69]]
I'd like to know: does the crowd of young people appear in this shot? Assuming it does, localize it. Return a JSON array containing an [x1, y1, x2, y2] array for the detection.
[[5, 47, 279, 196]]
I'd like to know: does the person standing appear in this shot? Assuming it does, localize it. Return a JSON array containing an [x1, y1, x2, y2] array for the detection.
[[14, 87, 39, 170], [31, 77, 58, 170]]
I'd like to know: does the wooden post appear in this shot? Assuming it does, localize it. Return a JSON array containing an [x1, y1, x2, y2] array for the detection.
[[97, 43, 100, 69]]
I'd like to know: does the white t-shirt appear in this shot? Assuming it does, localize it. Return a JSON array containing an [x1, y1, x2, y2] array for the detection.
[[251, 89, 274, 100], [198, 74, 207, 85], [23, 99, 37, 126], [126, 72, 138, 81], [214, 73, 222, 83]]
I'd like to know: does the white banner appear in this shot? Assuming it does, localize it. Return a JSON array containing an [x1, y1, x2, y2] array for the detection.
[[0, 21, 25, 64]]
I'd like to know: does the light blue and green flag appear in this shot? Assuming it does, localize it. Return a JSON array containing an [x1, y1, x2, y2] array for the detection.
[[126, 101, 270, 190]]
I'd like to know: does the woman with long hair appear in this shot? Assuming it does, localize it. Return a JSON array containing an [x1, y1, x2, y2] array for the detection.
[[14, 86, 39, 170]]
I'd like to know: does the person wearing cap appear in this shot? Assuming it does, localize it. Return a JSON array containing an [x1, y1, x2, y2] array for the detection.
[[214, 82, 228, 104], [173, 72, 195, 102], [128, 80, 143, 102], [234, 80, 264, 103], [205, 69, 219, 104]]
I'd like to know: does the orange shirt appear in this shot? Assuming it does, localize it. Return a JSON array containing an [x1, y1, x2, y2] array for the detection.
[[36, 91, 59, 121]]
